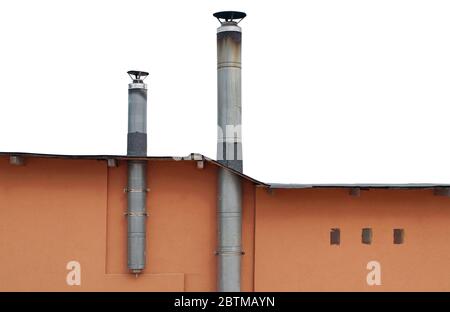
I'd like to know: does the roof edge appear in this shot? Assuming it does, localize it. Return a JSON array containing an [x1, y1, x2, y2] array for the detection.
[[0, 151, 269, 187], [269, 183, 450, 189], [2, 152, 449, 189]]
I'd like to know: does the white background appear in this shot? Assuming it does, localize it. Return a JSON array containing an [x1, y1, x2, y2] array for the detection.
[[1, 0, 450, 184]]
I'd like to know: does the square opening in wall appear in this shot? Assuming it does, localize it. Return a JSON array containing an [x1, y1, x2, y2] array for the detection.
[[330, 228, 340, 245], [393, 229, 404, 244], [362, 228, 372, 244]]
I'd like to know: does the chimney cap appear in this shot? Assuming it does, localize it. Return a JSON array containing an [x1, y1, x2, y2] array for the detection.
[[213, 11, 246, 24], [127, 70, 149, 83]]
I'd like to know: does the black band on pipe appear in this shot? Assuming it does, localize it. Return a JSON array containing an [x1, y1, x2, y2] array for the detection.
[[127, 132, 147, 156]]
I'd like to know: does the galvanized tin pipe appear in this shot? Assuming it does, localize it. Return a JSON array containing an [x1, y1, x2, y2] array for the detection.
[[216, 22, 243, 172], [214, 11, 246, 292], [217, 168, 242, 291], [127, 77, 147, 156], [126, 71, 148, 274]]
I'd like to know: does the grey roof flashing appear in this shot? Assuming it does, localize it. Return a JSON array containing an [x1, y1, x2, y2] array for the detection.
[[1, 152, 449, 190], [268, 183, 450, 189]]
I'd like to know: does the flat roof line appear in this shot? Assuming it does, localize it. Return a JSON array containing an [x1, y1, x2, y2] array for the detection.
[[0, 151, 268, 187], [268, 183, 450, 189], [2, 152, 449, 189]]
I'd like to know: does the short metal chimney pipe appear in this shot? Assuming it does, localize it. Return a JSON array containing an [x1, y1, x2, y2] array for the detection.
[[126, 70, 149, 274], [214, 11, 246, 292]]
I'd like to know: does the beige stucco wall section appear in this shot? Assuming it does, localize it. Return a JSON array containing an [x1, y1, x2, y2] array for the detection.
[[255, 187, 450, 291], [0, 156, 184, 291], [0, 156, 255, 291], [106, 159, 217, 291], [106, 159, 256, 291], [4, 155, 450, 291]]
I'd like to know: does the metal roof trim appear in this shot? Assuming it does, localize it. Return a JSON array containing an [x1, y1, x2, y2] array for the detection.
[[268, 183, 450, 189], [2, 152, 449, 189], [201, 155, 268, 187], [0, 152, 268, 187], [0, 152, 174, 161]]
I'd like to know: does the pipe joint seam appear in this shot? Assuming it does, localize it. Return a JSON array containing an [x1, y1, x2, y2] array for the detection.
[[215, 250, 245, 256], [128, 83, 147, 90]]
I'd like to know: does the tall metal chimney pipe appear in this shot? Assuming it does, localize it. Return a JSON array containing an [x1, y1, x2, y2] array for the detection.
[[126, 70, 149, 274], [214, 11, 246, 292]]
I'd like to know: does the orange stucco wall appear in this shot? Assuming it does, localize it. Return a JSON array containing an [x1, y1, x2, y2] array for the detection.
[[255, 187, 450, 291], [0, 156, 255, 291], [1, 155, 450, 291]]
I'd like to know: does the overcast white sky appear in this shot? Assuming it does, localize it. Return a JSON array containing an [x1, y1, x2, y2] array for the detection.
[[1, 1, 450, 183]]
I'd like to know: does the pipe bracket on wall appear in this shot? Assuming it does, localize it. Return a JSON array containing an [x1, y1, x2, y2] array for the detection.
[[125, 212, 149, 217], [124, 188, 150, 193]]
